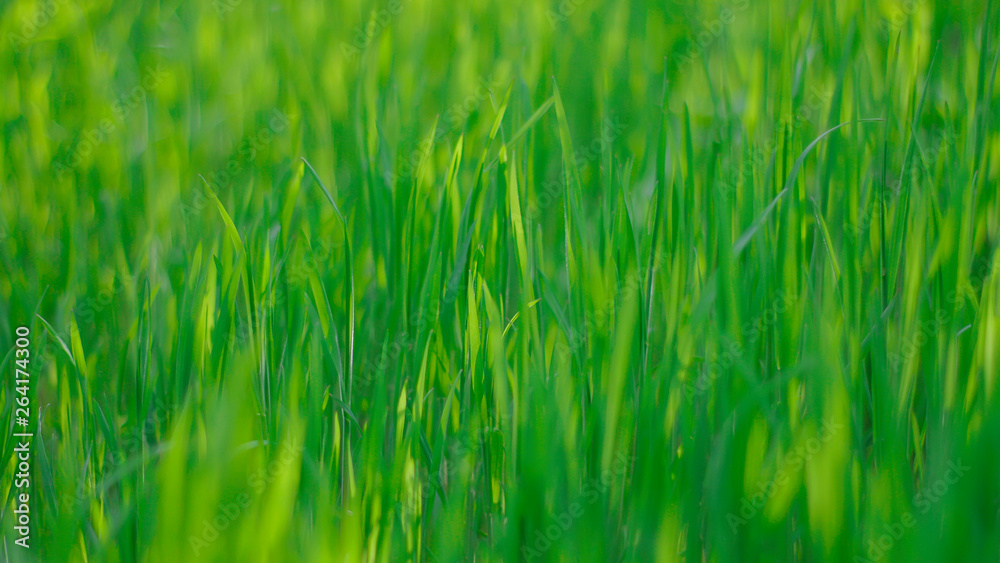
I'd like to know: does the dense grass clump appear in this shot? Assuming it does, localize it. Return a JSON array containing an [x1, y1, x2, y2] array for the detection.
[[1, 0, 999, 561]]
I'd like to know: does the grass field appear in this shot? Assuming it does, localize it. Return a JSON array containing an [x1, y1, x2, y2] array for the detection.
[[2, 0, 1000, 561]]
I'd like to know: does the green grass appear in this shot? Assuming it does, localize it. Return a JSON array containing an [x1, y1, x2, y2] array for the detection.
[[1, 0, 999, 561]]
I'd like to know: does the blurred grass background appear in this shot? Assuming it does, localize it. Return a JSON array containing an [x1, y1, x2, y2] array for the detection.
[[1, 0, 999, 561]]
